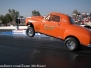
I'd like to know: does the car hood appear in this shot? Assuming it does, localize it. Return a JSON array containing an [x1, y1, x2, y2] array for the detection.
[[30, 16, 44, 21]]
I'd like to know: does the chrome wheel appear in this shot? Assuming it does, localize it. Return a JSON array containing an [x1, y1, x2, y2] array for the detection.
[[26, 27, 35, 37], [28, 28, 33, 36], [66, 40, 76, 50], [65, 37, 79, 51]]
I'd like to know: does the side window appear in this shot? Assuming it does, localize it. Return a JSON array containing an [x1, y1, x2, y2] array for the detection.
[[45, 14, 60, 22], [50, 15, 60, 22]]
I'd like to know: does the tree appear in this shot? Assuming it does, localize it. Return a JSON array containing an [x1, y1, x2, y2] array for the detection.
[[8, 9, 20, 22], [0, 15, 3, 20], [3, 15, 9, 25], [0, 15, 7, 25], [37, 11, 41, 16], [32, 10, 41, 16], [0, 14, 12, 25], [0, 9, 20, 25], [20, 16, 24, 18], [73, 10, 79, 15], [6, 13, 12, 22]]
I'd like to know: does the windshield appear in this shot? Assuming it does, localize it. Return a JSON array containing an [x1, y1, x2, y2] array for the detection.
[[69, 17, 75, 24]]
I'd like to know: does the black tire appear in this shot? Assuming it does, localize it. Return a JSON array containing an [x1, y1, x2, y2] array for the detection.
[[64, 37, 79, 51], [26, 27, 35, 37]]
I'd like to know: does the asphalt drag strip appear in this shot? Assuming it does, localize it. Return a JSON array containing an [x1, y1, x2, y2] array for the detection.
[[0, 35, 91, 68]]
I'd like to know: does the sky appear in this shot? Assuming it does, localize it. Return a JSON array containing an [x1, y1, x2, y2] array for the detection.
[[0, 0, 91, 17]]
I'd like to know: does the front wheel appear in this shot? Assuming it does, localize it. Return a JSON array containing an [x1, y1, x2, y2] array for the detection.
[[64, 37, 79, 51], [26, 27, 35, 37]]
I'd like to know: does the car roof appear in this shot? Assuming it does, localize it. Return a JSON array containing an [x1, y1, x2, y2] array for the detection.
[[50, 12, 68, 17]]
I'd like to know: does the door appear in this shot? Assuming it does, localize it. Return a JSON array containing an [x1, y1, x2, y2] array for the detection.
[[40, 14, 60, 38]]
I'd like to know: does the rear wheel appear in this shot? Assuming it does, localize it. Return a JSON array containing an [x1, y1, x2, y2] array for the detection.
[[26, 27, 35, 37], [64, 37, 79, 51]]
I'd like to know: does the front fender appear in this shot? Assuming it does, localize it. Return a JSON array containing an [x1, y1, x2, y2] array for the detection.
[[28, 21, 41, 32]]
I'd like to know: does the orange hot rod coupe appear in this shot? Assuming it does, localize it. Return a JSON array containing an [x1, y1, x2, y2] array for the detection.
[[25, 12, 91, 51]]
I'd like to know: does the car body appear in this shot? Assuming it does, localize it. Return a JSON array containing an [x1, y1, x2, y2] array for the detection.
[[25, 12, 91, 51]]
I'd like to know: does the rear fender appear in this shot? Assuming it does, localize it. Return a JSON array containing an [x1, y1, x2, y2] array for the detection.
[[63, 29, 90, 46]]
